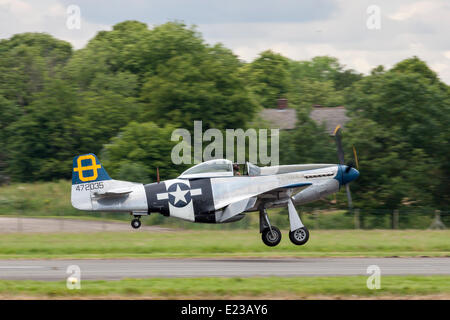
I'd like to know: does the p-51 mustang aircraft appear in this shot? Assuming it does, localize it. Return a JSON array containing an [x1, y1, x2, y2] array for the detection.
[[71, 127, 359, 246]]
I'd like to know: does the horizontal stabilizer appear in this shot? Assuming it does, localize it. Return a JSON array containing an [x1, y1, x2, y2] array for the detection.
[[92, 188, 133, 198]]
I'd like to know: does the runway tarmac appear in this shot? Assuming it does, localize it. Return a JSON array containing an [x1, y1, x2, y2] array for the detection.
[[0, 257, 449, 280], [0, 217, 171, 233]]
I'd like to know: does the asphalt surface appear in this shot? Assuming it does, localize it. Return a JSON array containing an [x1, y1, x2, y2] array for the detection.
[[0, 217, 171, 233], [0, 258, 448, 280]]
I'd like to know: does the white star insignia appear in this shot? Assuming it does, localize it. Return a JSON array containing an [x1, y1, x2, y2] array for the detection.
[[170, 184, 189, 205]]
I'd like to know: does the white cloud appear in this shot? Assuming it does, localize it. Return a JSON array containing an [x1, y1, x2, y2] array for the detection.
[[0, 0, 449, 83], [0, 0, 110, 49], [198, 0, 450, 83], [389, 1, 442, 21]]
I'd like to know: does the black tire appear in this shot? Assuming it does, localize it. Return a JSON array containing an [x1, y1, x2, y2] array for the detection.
[[131, 218, 141, 229], [261, 226, 282, 247], [289, 227, 309, 245]]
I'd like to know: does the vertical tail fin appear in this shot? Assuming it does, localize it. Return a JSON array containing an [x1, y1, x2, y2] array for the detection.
[[71, 153, 111, 210], [72, 153, 111, 185]]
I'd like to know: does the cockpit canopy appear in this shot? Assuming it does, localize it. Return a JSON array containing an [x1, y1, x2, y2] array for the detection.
[[179, 159, 234, 178]]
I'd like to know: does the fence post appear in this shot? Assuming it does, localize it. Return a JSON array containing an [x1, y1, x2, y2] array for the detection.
[[17, 202, 23, 233], [314, 211, 319, 230], [102, 212, 106, 231], [392, 210, 399, 229], [354, 209, 360, 229], [429, 210, 446, 229], [59, 211, 64, 232], [17, 214, 22, 233]]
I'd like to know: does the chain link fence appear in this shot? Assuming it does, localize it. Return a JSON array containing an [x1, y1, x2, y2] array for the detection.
[[0, 191, 448, 231], [295, 208, 449, 230]]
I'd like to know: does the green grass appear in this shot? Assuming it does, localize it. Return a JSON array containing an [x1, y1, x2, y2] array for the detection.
[[0, 180, 78, 216], [0, 230, 448, 259], [0, 276, 448, 299]]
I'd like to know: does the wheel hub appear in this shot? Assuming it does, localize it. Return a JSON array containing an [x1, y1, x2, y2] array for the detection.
[[294, 229, 306, 241], [267, 230, 279, 242]]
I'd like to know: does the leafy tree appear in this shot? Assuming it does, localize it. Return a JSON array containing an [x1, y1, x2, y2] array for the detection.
[[370, 65, 385, 76], [287, 56, 360, 111], [333, 69, 363, 91], [139, 22, 206, 75], [89, 72, 139, 97], [344, 57, 450, 209], [64, 21, 150, 90], [289, 79, 344, 109], [115, 162, 151, 184], [141, 45, 256, 130], [73, 89, 142, 154], [343, 118, 435, 209], [0, 34, 73, 182], [102, 122, 183, 182], [0, 95, 19, 141], [0, 96, 18, 182], [243, 50, 291, 108], [290, 56, 341, 82], [0, 33, 72, 107], [279, 118, 336, 165], [391, 56, 438, 84], [5, 80, 79, 181], [289, 56, 362, 91], [67, 20, 256, 131]]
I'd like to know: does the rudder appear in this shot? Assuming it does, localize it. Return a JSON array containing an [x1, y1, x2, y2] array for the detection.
[[71, 153, 111, 210], [72, 153, 111, 185]]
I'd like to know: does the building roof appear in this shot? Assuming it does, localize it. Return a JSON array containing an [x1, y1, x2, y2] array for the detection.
[[309, 106, 349, 135], [258, 105, 350, 134], [259, 108, 297, 130]]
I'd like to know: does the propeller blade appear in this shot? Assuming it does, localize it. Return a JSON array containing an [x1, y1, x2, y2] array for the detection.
[[332, 126, 357, 212], [352, 145, 359, 170], [333, 125, 345, 165]]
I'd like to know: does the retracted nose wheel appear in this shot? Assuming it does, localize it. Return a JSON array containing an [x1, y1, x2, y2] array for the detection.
[[261, 226, 282, 247], [289, 227, 309, 245], [131, 218, 141, 229]]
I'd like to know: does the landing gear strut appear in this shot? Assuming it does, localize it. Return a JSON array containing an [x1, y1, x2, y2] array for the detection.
[[131, 217, 141, 229], [259, 208, 281, 247], [287, 198, 309, 246]]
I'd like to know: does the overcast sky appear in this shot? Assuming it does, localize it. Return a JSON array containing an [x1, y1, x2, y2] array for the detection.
[[1, 0, 449, 83]]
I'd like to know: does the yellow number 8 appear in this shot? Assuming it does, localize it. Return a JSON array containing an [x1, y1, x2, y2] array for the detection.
[[73, 155, 101, 182]]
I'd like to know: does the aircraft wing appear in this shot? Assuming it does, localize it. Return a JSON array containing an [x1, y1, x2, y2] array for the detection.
[[215, 182, 311, 223], [216, 197, 257, 223], [248, 182, 311, 209]]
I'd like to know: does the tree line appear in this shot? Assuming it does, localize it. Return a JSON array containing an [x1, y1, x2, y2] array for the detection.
[[0, 20, 449, 211]]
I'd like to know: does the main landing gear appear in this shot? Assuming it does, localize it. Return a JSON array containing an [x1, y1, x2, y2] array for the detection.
[[287, 198, 309, 246], [259, 199, 310, 247], [259, 208, 282, 246]]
